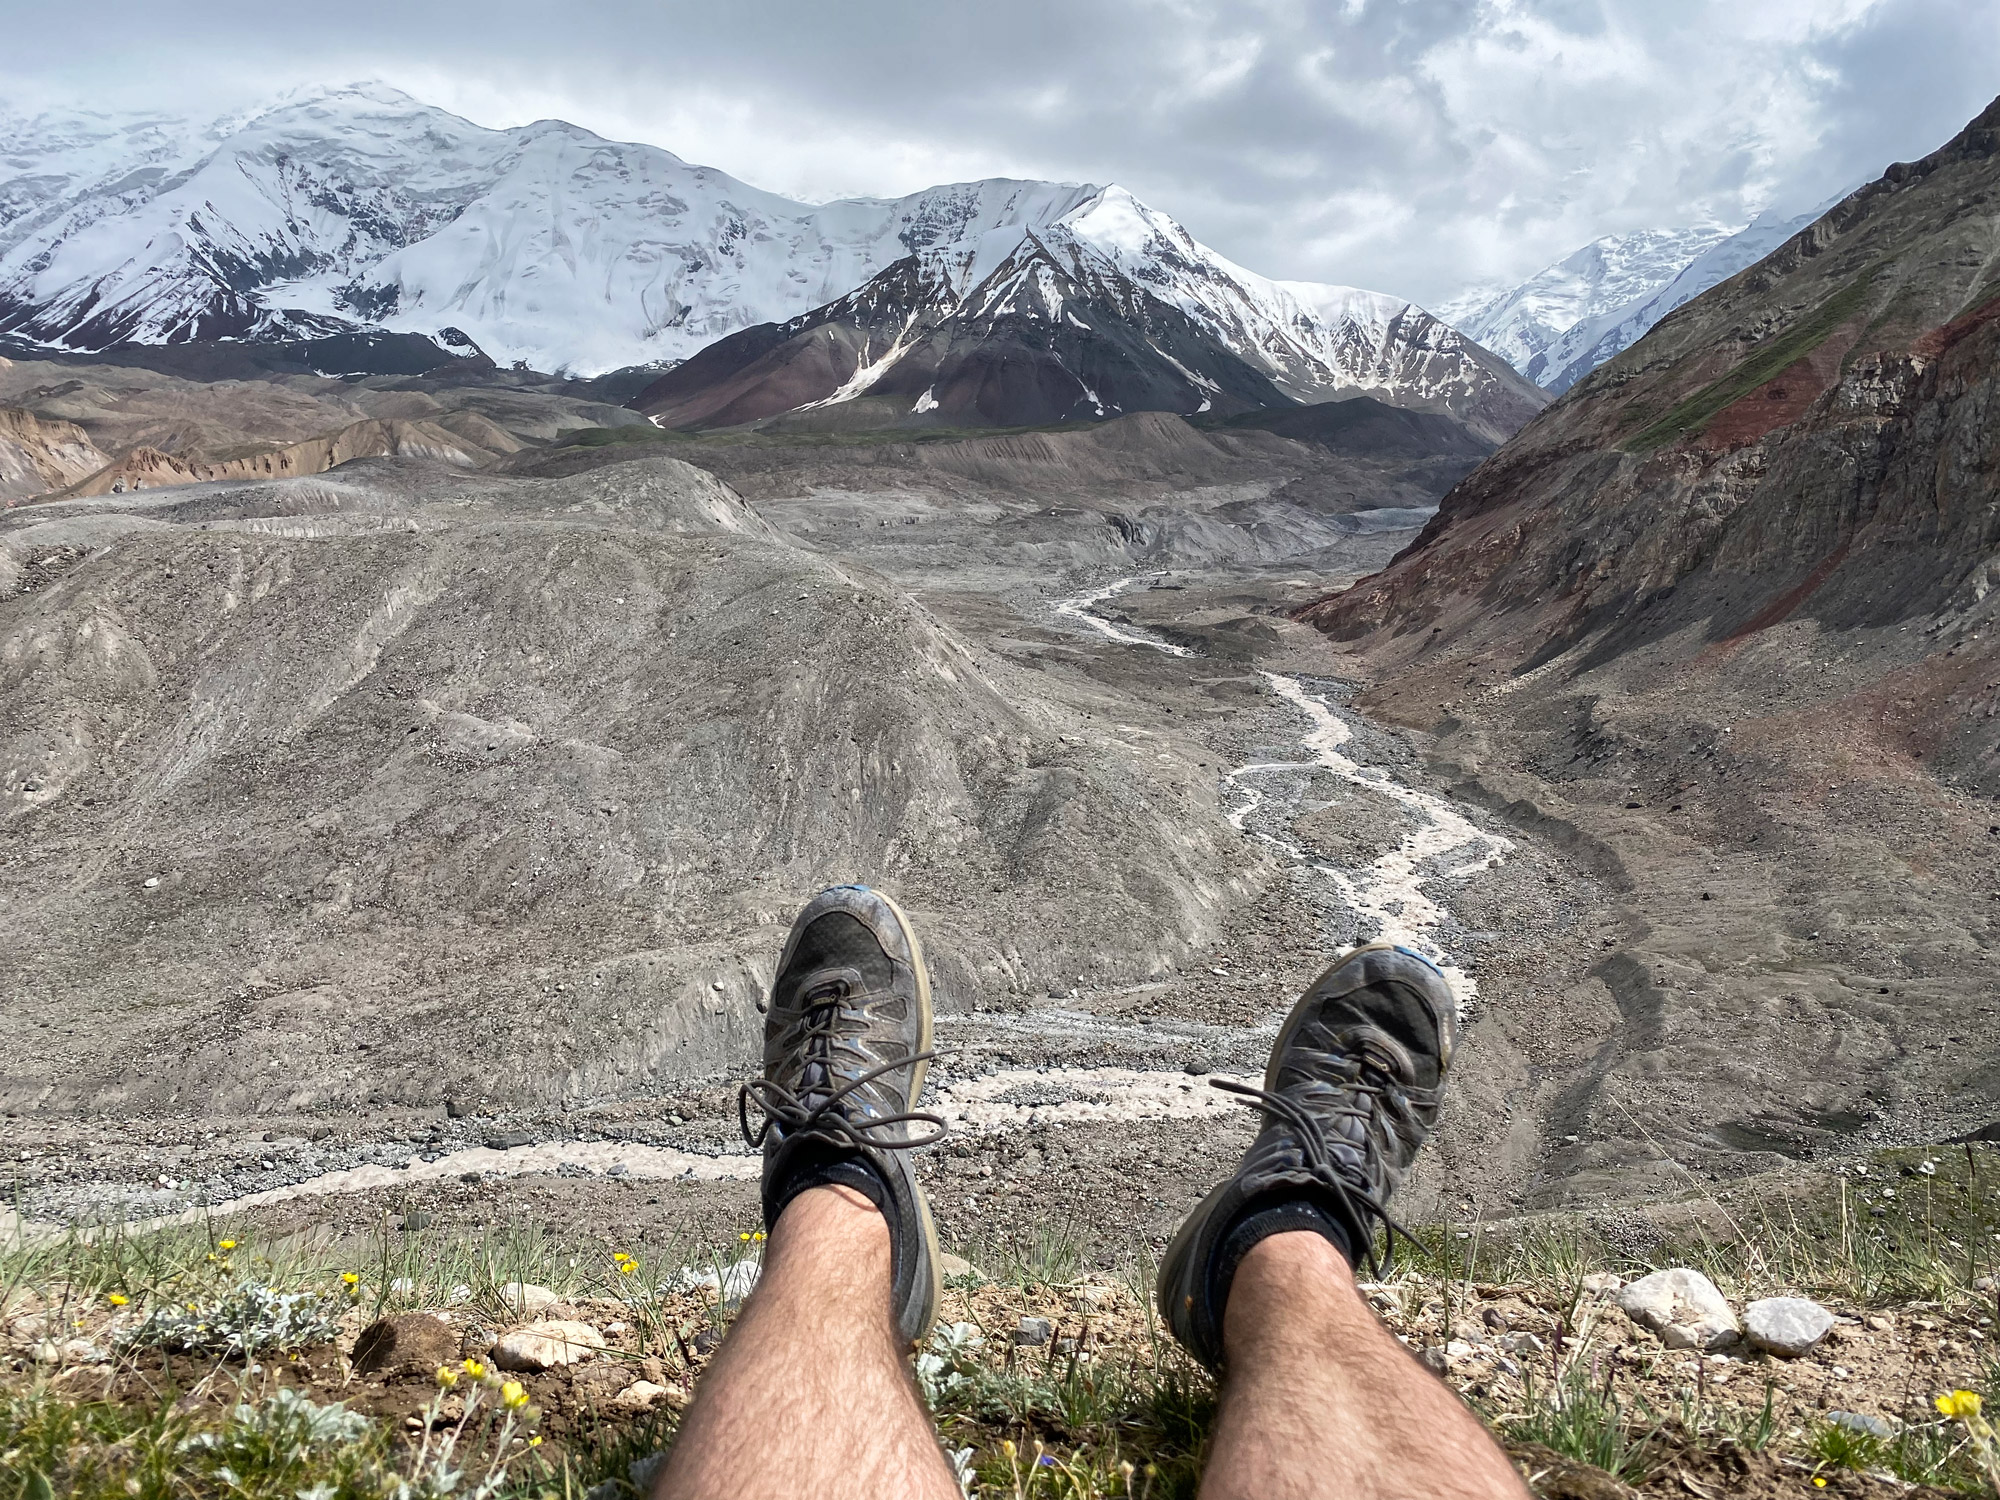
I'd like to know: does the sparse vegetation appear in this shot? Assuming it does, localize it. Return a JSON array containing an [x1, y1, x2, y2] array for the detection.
[[1622, 267, 1883, 452], [11, 1149, 2000, 1497]]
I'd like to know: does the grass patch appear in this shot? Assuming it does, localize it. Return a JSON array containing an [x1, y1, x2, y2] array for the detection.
[[12, 1142, 2000, 1496], [1502, 1359, 1655, 1483], [560, 424, 688, 448], [1622, 268, 1882, 453], [1398, 1143, 2000, 1310]]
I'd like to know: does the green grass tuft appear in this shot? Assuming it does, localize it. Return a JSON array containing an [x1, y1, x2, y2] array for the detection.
[[1622, 268, 1882, 453]]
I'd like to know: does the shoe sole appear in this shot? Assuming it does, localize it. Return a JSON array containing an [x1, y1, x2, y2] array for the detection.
[[867, 885, 941, 1346], [1262, 942, 1450, 1089]]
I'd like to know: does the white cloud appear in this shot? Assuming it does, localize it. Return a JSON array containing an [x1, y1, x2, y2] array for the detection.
[[0, 0, 1993, 307]]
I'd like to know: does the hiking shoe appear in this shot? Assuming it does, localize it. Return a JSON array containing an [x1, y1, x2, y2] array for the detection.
[[739, 885, 945, 1348], [1157, 942, 1458, 1372]]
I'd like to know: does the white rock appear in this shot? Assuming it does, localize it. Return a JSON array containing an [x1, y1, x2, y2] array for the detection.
[[612, 1379, 675, 1409], [938, 1253, 980, 1283], [499, 1282, 560, 1315], [1829, 1410, 1894, 1440], [1615, 1269, 1740, 1351], [677, 1260, 760, 1307], [1580, 1272, 1625, 1295], [1744, 1297, 1835, 1358], [491, 1319, 604, 1371]]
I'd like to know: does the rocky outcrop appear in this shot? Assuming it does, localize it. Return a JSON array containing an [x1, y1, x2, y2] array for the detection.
[[55, 418, 489, 499], [0, 407, 109, 504], [1288, 98, 2000, 1191]]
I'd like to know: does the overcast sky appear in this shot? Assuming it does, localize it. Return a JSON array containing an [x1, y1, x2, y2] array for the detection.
[[1, 0, 1995, 307]]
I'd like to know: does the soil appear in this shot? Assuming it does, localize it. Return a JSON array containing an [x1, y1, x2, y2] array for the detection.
[[2, 402, 1993, 1377]]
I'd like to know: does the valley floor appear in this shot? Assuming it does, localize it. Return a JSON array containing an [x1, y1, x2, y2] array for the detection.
[[4, 435, 1997, 1496]]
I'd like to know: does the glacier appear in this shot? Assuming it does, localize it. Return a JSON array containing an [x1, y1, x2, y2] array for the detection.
[[0, 79, 1510, 408], [1444, 200, 1848, 395]]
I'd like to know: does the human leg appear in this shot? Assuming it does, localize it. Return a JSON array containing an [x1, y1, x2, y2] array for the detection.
[[652, 1184, 959, 1500], [1158, 944, 1524, 1499], [1199, 1230, 1522, 1499], [655, 885, 955, 1499]]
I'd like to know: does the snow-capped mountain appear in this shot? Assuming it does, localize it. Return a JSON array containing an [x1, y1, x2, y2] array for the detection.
[[1526, 203, 1842, 393], [0, 82, 1542, 436], [0, 84, 1102, 370], [637, 186, 1544, 437], [1441, 225, 1736, 387], [1446, 204, 1845, 395]]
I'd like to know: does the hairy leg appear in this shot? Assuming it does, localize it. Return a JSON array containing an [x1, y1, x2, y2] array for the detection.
[[1200, 1231, 1525, 1500], [652, 1186, 959, 1500]]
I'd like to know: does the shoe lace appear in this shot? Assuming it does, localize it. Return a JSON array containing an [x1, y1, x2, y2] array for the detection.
[[1209, 1026, 1428, 1276], [738, 978, 947, 1154]]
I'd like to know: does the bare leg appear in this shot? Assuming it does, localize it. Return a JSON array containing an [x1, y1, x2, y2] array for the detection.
[[653, 1186, 959, 1500], [1200, 1232, 1525, 1500]]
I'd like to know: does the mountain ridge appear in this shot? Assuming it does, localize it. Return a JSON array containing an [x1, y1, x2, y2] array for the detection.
[[1448, 204, 1850, 395], [632, 190, 1544, 437], [0, 80, 1527, 436]]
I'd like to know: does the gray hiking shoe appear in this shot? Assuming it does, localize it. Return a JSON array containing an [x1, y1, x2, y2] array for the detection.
[[739, 884, 945, 1349], [1157, 942, 1459, 1372]]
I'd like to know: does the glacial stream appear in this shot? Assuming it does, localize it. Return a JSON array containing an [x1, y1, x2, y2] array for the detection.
[[1056, 574, 1510, 1003], [51, 574, 1511, 1226]]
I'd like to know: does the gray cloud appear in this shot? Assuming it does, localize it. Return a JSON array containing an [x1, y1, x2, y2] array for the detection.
[[1, 0, 1995, 307]]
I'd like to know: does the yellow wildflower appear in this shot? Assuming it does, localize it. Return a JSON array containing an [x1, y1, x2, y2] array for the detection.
[[528, 1435, 542, 1448], [1813, 1479, 1827, 1489], [618, 1262, 637, 1275], [218, 1239, 237, 1251], [106, 1293, 129, 1308], [1938, 1389, 1985, 1419], [501, 1380, 529, 1410], [753, 1231, 766, 1242], [341, 1272, 360, 1287], [462, 1357, 487, 1380], [739, 1231, 751, 1242], [435, 1364, 460, 1389]]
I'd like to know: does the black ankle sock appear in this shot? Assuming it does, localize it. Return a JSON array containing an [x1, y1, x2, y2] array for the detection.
[[1209, 1197, 1356, 1317], [766, 1141, 889, 1230]]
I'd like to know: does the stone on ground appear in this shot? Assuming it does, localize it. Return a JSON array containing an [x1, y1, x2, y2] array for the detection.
[[1614, 1269, 1739, 1350], [351, 1313, 458, 1375], [1829, 1411, 1895, 1440], [612, 1379, 679, 1410], [491, 1319, 605, 1371], [499, 1282, 560, 1315], [1015, 1316, 1053, 1346], [1743, 1297, 1835, 1357], [677, 1260, 761, 1307]]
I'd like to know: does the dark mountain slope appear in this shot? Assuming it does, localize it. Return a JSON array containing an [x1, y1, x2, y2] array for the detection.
[[1303, 94, 2000, 789], [632, 234, 1297, 431], [1280, 97, 2000, 1187]]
